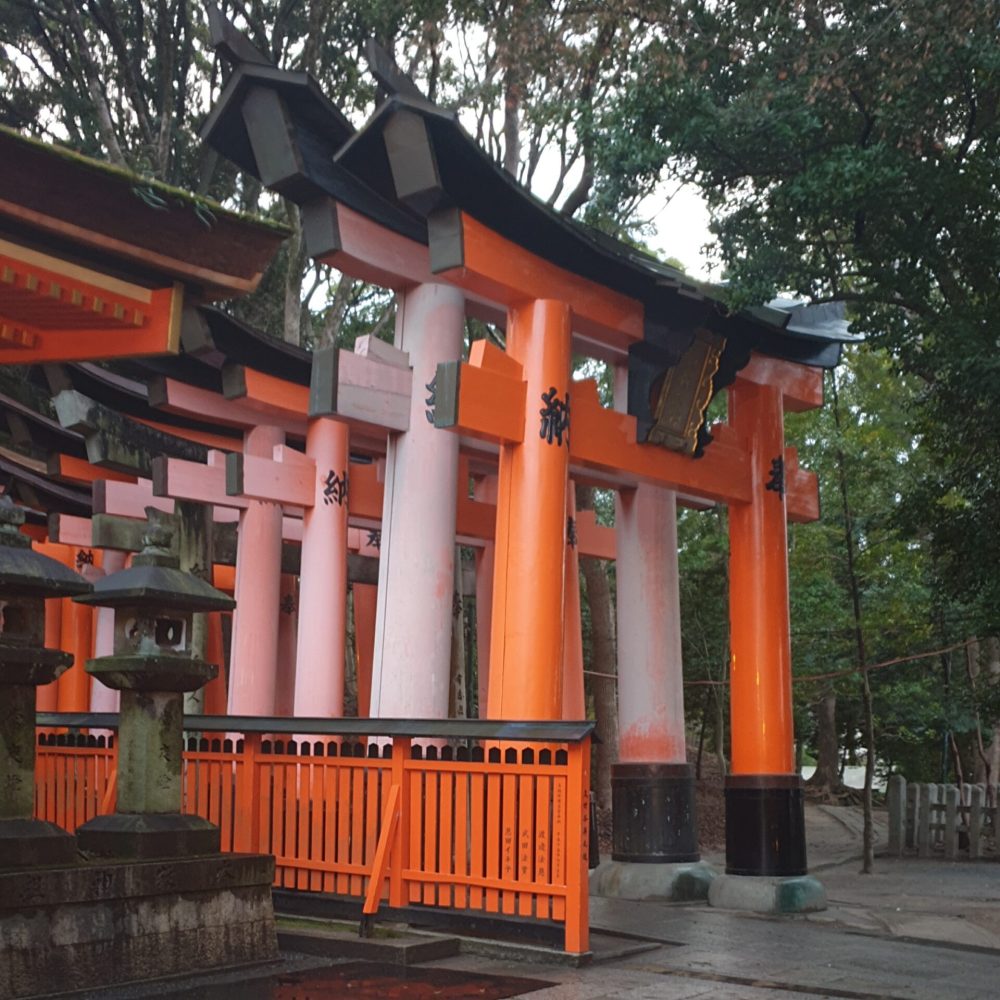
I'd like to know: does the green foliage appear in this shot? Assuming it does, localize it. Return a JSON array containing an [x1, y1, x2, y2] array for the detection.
[[598, 1, 1000, 636]]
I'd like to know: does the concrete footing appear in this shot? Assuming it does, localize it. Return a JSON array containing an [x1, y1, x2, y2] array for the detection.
[[590, 860, 717, 901], [0, 853, 277, 998], [707, 873, 827, 913]]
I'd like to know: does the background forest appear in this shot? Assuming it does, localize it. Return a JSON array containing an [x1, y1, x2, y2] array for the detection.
[[2, 1, 998, 806]]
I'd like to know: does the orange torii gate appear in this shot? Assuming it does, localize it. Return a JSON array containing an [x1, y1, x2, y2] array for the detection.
[[202, 17, 851, 905]]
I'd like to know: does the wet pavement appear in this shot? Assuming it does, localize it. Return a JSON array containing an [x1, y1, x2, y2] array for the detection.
[[145, 961, 553, 1000]]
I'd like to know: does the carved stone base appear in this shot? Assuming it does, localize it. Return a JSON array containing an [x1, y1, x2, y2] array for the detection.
[[0, 818, 77, 868], [76, 812, 221, 859]]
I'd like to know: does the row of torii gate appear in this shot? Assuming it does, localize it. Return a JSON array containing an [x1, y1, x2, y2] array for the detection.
[[0, 11, 852, 895]]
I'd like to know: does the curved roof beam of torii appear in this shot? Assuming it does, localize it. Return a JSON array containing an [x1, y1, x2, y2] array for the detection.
[[202, 17, 854, 373]]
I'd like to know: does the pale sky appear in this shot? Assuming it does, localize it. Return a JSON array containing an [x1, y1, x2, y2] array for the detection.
[[643, 182, 717, 282]]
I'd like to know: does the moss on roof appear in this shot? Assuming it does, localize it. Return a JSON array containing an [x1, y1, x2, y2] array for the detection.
[[0, 125, 290, 238]]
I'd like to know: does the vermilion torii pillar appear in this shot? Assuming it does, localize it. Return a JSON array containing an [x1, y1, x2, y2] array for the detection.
[[488, 299, 572, 720], [724, 371, 804, 877]]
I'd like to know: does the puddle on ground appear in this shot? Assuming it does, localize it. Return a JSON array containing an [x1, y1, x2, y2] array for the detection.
[[154, 961, 553, 1000]]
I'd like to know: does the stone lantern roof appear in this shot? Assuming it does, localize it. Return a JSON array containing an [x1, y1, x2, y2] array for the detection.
[[74, 517, 234, 614], [0, 496, 92, 599]]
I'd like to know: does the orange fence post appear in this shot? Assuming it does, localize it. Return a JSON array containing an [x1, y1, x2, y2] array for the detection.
[[360, 782, 401, 935], [387, 736, 411, 910], [564, 738, 591, 955], [233, 732, 260, 854]]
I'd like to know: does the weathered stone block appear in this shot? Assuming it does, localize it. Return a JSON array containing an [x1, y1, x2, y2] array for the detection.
[[0, 853, 277, 998]]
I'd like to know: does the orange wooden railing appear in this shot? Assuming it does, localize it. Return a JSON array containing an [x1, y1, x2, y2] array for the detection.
[[34, 714, 593, 954]]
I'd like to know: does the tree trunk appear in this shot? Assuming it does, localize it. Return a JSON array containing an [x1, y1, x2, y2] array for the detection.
[[806, 689, 843, 798], [282, 203, 305, 346], [832, 373, 875, 873]]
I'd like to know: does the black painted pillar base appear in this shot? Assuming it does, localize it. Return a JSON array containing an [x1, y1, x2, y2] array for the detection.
[[724, 774, 806, 876], [611, 762, 699, 863]]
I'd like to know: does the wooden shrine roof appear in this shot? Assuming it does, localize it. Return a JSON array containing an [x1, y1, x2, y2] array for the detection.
[[0, 126, 288, 300], [203, 29, 857, 372]]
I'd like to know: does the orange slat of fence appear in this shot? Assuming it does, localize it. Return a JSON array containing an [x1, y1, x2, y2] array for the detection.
[[468, 765, 485, 911], [453, 768, 469, 909], [422, 758, 439, 907], [308, 756, 325, 894], [485, 762, 501, 914], [350, 754, 366, 898], [534, 770, 551, 920], [517, 761, 534, 917], [283, 753, 299, 890], [438, 763, 455, 910], [296, 754, 312, 892], [322, 755, 338, 894], [407, 758, 423, 904], [501, 759, 517, 916], [232, 734, 256, 853], [551, 768, 567, 924], [364, 754, 383, 901], [336, 752, 352, 896]]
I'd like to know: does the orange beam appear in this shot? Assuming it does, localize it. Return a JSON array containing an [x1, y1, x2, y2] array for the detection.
[[49, 453, 136, 487], [433, 212, 643, 351], [0, 239, 183, 363], [226, 354, 411, 434], [149, 375, 305, 437], [739, 354, 824, 412], [132, 416, 242, 452]]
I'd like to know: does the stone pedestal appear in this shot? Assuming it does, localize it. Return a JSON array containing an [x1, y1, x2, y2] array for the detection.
[[0, 648, 77, 867], [708, 873, 827, 913], [77, 655, 220, 858], [591, 860, 716, 901], [0, 853, 278, 998]]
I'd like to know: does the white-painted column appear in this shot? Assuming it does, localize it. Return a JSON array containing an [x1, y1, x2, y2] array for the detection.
[[293, 417, 350, 718], [369, 284, 465, 719], [228, 424, 285, 716], [614, 370, 687, 763]]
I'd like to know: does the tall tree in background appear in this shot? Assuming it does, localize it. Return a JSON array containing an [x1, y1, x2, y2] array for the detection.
[[597, 0, 1000, 638]]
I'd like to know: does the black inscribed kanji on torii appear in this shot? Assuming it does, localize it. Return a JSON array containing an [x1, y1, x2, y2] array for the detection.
[[539, 386, 570, 445], [323, 469, 348, 506], [765, 456, 785, 499]]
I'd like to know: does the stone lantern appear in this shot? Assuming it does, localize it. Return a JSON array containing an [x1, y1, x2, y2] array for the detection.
[[74, 511, 235, 859], [0, 495, 92, 866]]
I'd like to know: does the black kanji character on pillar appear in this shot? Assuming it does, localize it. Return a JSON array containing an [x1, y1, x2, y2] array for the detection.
[[323, 469, 348, 506], [539, 387, 570, 445], [75, 549, 95, 569], [366, 529, 382, 550], [765, 456, 785, 499], [279, 594, 296, 615], [566, 516, 578, 547], [424, 374, 437, 424]]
